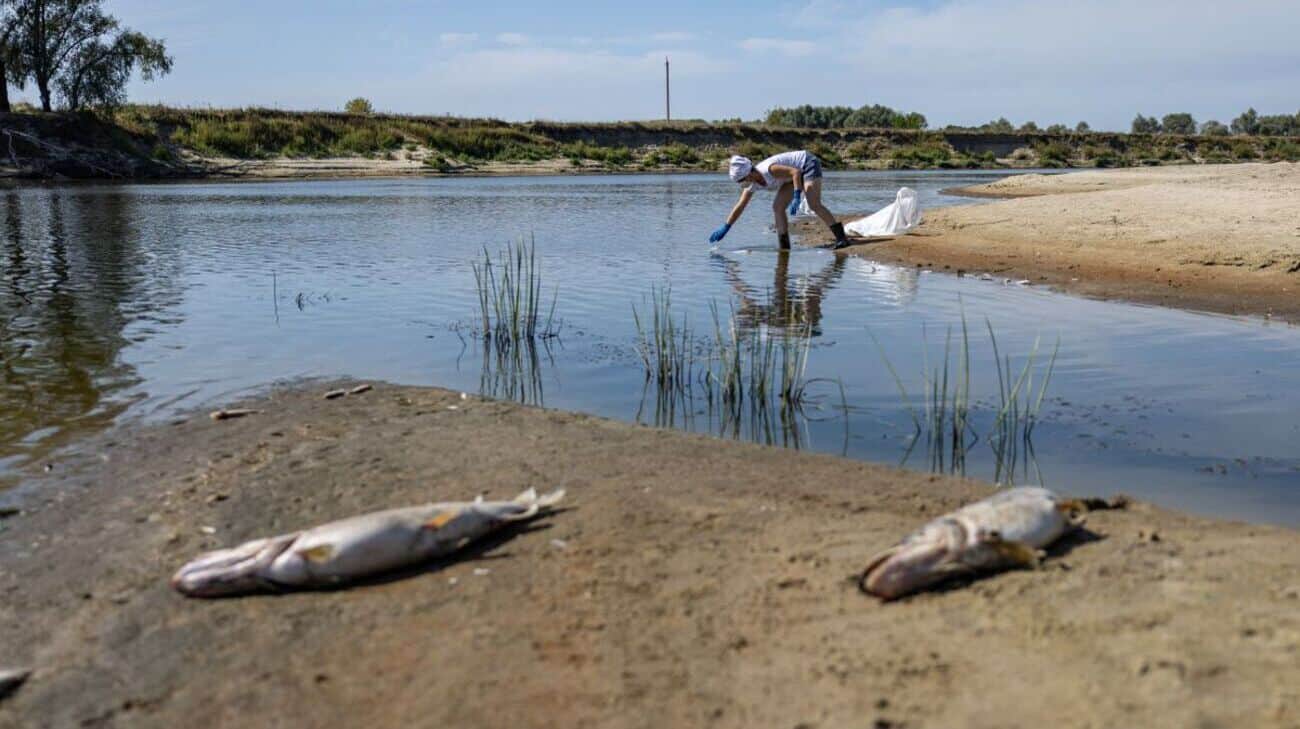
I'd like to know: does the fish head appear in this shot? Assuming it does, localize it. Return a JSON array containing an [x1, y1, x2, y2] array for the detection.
[[171, 534, 297, 597], [860, 519, 967, 600]]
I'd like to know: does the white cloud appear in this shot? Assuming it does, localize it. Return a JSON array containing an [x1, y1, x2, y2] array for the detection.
[[495, 32, 529, 46], [739, 37, 817, 57], [438, 32, 478, 47]]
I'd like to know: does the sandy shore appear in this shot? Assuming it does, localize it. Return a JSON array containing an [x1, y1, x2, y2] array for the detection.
[[801, 162, 1300, 321], [0, 382, 1296, 728]]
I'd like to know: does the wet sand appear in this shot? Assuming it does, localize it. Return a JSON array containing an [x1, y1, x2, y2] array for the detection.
[[1, 382, 1296, 728], [800, 162, 1300, 322]]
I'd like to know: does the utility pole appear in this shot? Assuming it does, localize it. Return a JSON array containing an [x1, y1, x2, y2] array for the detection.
[[665, 56, 671, 121]]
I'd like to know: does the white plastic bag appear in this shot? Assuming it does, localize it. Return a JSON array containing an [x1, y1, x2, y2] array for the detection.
[[845, 187, 922, 238]]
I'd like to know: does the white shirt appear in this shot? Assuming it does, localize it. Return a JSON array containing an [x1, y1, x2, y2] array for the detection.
[[747, 150, 812, 194]]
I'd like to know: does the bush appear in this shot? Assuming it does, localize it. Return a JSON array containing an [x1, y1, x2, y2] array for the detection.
[[844, 140, 876, 159], [345, 98, 374, 115], [806, 141, 842, 168], [1265, 141, 1300, 162], [890, 141, 952, 168], [1035, 141, 1073, 165], [1231, 141, 1257, 159], [737, 141, 779, 160], [660, 143, 700, 166]]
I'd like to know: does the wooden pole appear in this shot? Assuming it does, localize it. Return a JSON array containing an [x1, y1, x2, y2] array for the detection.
[[665, 56, 671, 121]]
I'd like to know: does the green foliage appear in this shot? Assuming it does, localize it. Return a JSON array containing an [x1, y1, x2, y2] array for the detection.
[[1200, 120, 1230, 136], [1131, 114, 1161, 134], [1018, 121, 1039, 133], [764, 103, 927, 130], [805, 141, 842, 168], [659, 143, 699, 166], [737, 140, 780, 160], [561, 141, 634, 166], [890, 141, 953, 168], [981, 118, 1015, 133], [1231, 141, 1257, 159], [10, 0, 172, 111], [1160, 113, 1196, 135], [1075, 121, 1091, 133], [1034, 141, 1073, 165], [1257, 112, 1300, 137], [1082, 145, 1118, 167], [1045, 124, 1068, 134], [1231, 108, 1259, 135], [1264, 140, 1300, 161], [344, 97, 374, 115]]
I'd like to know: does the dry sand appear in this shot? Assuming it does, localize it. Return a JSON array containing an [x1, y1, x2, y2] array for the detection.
[[1, 382, 1296, 729], [801, 162, 1300, 321]]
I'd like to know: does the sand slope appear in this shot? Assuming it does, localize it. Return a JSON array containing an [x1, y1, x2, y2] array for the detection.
[[804, 162, 1300, 321], [1, 383, 1296, 728]]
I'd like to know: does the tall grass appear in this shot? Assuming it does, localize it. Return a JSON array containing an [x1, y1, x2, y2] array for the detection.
[[633, 287, 696, 391], [871, 315, 1059, 482], [987, 325, 1059, 484], [471, 237, 557, 347]]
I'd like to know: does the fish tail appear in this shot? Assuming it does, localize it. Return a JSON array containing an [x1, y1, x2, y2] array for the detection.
[[500, 487, 566, 521]]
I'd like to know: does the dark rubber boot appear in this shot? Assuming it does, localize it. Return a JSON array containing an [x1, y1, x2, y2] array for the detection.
[[778, 233, 791, 250], [830, 222, 851, 250]]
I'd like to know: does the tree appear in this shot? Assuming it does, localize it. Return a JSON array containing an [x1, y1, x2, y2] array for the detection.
[[1075, 121, 1091, 133], [1018, 120, 1039, 133], [0, 0, 27, 113], [12, 0, 170, 111], [345, 97, 373, 115], [1200, 120, 1229, 136], [1045, 123, 1068, 134], [1131, 114, 1161, 134], [1231, 108, 1258, 136], [982, 117, 1014, 133], [1160, 112, 1196, 135]]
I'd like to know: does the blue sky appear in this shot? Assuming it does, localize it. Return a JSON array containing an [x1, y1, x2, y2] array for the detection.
[[34, 0, 1297, 130]]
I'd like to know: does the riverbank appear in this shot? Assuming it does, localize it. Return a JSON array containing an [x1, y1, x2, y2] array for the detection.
[[802, 162, 1300, 322], [4, 107, 1297, 181], [1, 382, 1295, 728]]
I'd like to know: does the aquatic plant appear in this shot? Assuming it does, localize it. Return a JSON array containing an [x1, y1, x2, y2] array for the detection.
[[471, 236, 558, 347], [987, 324, 1059, 485], [632, 287, 697, 391]]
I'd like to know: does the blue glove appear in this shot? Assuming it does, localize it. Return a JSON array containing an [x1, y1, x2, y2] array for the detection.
[[709, 223, 731, 243], [787, 189, 803, 217]]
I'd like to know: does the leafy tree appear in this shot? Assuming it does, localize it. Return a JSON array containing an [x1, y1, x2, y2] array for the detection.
[[1160, 112, 1196, 135], [1256, 112, 1299, 136], [1200, 120, 1230, 136], [0, 0, 27, 112], [345, 97, 373, 115], [1075, 121, 1091, 133], [1131, 114, 1161, 134], [11, 0, 170, 111], [982, 117, 1014, 133], [1018, 121, 1039, 133], [764, 102, 926, 130], [1045, 123, 1068, 134], [1231, 108, 1258, 136]]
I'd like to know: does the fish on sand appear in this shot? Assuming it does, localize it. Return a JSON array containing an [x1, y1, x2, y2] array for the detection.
[[860, 486, 1086, 600], [172, 487, 564, 597]]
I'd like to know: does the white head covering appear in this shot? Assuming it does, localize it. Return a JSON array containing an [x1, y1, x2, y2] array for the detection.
[[728, 155, 752, 183]]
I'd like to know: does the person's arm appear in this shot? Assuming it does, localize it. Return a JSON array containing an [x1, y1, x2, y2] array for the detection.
[[726, 187, 754, 224], [710, 188, 753, 242], [768, 164, 804, 215]]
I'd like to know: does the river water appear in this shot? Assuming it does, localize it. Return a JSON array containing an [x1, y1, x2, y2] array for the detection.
[[2, 171, 1297, 526]]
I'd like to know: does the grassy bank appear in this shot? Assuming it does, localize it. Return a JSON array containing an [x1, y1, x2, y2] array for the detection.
[[2, 105, 1298, 180]]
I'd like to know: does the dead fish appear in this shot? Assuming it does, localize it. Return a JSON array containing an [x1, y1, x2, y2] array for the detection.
[[860, 486, 1084, 600], [172, 487, 564, 597], [0, 667, 30, 701], [209, 408, 261, 421]]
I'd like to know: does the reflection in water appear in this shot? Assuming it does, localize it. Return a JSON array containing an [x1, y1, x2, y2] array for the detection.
[[0, 189, 178, 480], [477, 338, 548, 406], [720, 250, 846, 337]]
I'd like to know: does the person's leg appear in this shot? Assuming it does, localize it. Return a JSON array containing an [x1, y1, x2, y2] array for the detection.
[[806, 177, 851, 249], [804, 178, 836, 227], [772, 184, 793, 249]]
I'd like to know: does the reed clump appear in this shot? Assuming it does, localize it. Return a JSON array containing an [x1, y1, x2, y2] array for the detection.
[[470, 237, 558, 347]]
